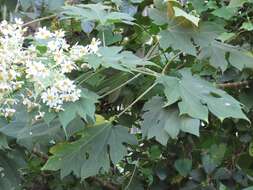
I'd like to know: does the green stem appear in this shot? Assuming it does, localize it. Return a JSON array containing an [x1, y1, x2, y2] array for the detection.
[[77, 68, 104, 86], [124, 159, 139, 190], [162, 51, 182, 74], [100, 73, 142, 98], [117, 82, 157, 117]]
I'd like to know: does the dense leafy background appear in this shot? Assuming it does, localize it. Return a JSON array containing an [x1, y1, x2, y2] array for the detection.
[[1, 0, 253, 189]]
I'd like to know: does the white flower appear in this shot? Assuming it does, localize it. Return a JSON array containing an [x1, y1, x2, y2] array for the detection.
[[54, 30, 65, 38], [70, 44, 89, 60], [86, 38, 101, 54], [3, 108, 16, 118], [60, 59, 77, 73], [41, 87, 62, 109], [55, 79, 76, 93], [26, 61, 49, 79], [14, 18, 24, 26], [35, 27, 53, 40]]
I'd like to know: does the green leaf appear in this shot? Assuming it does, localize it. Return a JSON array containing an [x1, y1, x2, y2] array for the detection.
[[20, 0, 33, 11], [189, 0, 208, 13], [217, 32, 235, 42], [157, 69, 248, 122], [159, 22, 224, 55], [148, 8, 168, 25], [209, 144, 226, 165], [141, 97, 200, 145], [46, 0, 64, 11], [61, 3, 135, 26], [173, 7, 200, 27], [212, 7, 237, 20], [202, 154, 217, 174], [59, 88, 98, 130], [0, 106, 83, 149], [85, 46, 153, 71], [0, 150, 26, 190], [229, 0, 253, 7], [0, 134, 9, 150], [199, 41, 253, 71], [241, 21, 253, 31], [42, 123, 137, 178], [174, 159, 192, 177]]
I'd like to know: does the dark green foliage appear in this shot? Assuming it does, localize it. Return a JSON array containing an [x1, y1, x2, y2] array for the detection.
[[1, 0, 253, 189]]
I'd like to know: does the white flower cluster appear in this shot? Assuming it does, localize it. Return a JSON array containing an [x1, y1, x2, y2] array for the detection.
[[0, 19, 101, 118], [41, 79, 81, 111]]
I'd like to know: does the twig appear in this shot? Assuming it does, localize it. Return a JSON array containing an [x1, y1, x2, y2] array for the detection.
[[117, 82, 157, 117], [32, 148, 49, 161], [22, 14, 57, 27], [216, 80, 252, 89]]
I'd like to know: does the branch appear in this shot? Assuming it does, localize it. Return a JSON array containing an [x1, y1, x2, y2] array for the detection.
[[32, 148, 49, 161], [216, 80, 252, 89], [22, 14, 57, 27]]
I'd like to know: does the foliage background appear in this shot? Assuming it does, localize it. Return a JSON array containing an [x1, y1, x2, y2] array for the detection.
[[1, 0, 253, 189]]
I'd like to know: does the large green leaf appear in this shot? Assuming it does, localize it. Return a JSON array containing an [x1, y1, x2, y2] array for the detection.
[[61, 3, 135, 25], [42, 123, 137, 178], [85, 46, 153, 71], [199, 41, 253, 71], [0, 106, 84, 149], [141, 96, 200, 145], [157, 69, 248, 122], [159, 22, 224, 56], [159, 18, 253, 71], [0, 150, 26, 190]]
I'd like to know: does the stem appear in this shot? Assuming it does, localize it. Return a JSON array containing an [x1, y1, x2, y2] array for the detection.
[[117, 82, 157, 117], [100, 73, 142, 98], [162, 51, 182, 74], [32, 148, 48, 161], [102, 31, 106, 47], [216, 80, 252, 88], [124, 159, 139, 190], [144, 41, 159, 60], [130, 68, 157, 77], [77, 68, 104, 86], [22, 14, 57, 27]]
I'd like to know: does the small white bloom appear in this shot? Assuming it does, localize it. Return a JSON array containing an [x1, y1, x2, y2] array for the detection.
[[14, 18, 24, 26], [26, 61, 49, 79], [3, 108, 16, 118], [35, 27, 53, 40], [86, 38, 101, 54]]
